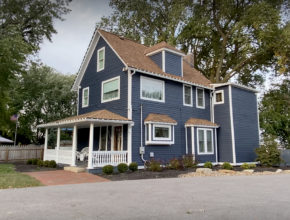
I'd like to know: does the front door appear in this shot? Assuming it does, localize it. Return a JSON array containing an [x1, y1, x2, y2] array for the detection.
[[113, 126, 122, 151]]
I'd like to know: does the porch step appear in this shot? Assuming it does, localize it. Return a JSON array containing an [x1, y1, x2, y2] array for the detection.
[[64, 166, 86, 173]]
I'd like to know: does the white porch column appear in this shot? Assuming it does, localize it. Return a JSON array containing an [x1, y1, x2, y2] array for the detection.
[[71, 125, 77, 166], [43, 128, 48, 161], [56, 127, 60, 163], [127, 124, 132, 164], [87, 123, 94, 169]]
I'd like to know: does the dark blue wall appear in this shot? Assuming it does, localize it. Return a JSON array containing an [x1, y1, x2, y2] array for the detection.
[[232, 87, 259, 162], [78, 37, 128, 118], [131, 73, 211, 165], [165, 51, 182, 76], [150, 53, 162, 70], [214, 86, 233, 162]]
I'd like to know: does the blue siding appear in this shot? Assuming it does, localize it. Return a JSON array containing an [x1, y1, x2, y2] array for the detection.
[[165, 51, 182, 76], [150, 53, 162, 70], [232, 87, 259, 162], [78, 37, 127, 118], [214, 86, 233, 162], [131, 73, 211, 165]]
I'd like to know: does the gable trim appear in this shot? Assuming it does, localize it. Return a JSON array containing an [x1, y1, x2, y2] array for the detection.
[[146, 48, 185, 57], [72, 29, 128, 91]]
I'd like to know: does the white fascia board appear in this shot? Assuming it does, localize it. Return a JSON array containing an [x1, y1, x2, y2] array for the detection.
[[144, 121, 177, 126], [127, 67, 213, 90], [212, 83, 258, 93], [185, 124, 219, 128], [146, 48, 185, 57], [72, 29, 128, 91]]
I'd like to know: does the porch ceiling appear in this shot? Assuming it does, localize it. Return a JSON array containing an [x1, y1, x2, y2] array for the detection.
[[37, 109, 133, 128]]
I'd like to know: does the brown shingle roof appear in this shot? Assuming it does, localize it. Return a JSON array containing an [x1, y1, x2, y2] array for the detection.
[[185, 118, 219, 127], [144, 113, 177, 124], [98, 30, 212, 88], [144, 41, 184, 55]]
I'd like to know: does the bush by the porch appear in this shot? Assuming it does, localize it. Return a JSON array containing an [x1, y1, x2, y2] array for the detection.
[[117, 163, 128, 173], [222, 162, 233, 170], [129, 162, 138, 172], [103, 165, 114, 175]]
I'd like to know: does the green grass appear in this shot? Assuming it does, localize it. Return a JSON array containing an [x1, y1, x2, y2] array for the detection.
[[0, 164, 43, 189]]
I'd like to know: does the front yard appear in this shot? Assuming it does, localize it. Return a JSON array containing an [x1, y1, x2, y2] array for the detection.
[[0, 164, 43, 189]]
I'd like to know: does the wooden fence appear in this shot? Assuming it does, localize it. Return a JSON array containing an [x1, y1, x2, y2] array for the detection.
[[0, 145, 44, 162]]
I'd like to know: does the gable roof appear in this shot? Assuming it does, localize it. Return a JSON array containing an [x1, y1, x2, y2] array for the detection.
[[185, 118, 219, 128], [72, 29, 213, 91], [144, 113, 177, 125], [144, 41, 185, 56]]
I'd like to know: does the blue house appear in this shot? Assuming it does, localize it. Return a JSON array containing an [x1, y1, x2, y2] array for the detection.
[[38, 29, 260, 169]]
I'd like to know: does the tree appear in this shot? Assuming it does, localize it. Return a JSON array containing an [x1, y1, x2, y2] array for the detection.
[[0, 0, 71, 126], [8, 63, 77, 144], [97, 0, 289, 86], [259, 79, 290, 148]]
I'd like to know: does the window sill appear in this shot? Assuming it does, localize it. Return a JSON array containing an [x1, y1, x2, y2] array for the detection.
[[101, 97, 120, 103], [145, 141, 174, 145]]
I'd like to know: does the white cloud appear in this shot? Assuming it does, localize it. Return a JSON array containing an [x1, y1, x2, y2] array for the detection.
[[38, 0, 112, 74]]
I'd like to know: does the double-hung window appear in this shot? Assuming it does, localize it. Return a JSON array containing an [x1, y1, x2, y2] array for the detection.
[[97, 47, 105, 72], [141, 76, 165, 102], [183, 84, 192, 106], [102, 76, 120, 103], [82, 87, 89, 108], [197, 128, 213, 154], [196, 88, 205, 108]]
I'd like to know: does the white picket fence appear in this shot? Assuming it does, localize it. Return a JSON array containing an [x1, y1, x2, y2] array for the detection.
[[0, 145, 44, 162], [92, 151, 128, 167]]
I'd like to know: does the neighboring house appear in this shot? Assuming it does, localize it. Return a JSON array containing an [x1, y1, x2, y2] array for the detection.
[[0, 136, 13, 144], [38, 29, 260, 170]]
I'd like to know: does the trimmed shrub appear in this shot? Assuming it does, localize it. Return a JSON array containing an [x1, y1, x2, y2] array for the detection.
[[241, 163, 257, 170], [117, 163, 128, 173], [204, 161, 213, 169], [37, 160, 44, 167], [255, 137, 282, 167], [129, 162, 138, 172], [102, 165, 114, 175], [168, 158, 182, 170], [43, 160, 50, 167], [27, 159, 33, 165], [31, 158, 38, 165], [249, 164, 256, 169], [147, 160, 162, 172], [182, 155, 195, 168], [48, 160, 57, 168], [222, 162, 233, 170]]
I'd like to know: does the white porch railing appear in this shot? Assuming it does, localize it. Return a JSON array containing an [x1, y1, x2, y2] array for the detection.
[[92, 151, 128, 167]]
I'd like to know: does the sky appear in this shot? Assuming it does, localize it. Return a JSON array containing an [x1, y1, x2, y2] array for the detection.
[[38, 0, 112, 75]]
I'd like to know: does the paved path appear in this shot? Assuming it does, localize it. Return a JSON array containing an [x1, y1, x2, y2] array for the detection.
[[25, 170, 109, 185], [1, 174, 290, 220]]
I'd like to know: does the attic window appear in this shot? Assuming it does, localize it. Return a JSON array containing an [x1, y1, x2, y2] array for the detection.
[[97, 47, 105, 72]]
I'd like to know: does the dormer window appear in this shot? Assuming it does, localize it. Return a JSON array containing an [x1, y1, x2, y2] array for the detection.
[[97, 47, 105, 72]]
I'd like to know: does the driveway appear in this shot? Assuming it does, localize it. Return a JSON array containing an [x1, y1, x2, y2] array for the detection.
[[0, 174, 290, 220]]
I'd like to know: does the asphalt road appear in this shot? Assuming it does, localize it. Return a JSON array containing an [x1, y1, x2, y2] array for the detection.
[[1, 174, 290, 220]]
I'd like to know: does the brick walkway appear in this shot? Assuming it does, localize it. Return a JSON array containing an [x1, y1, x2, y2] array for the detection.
[[25, 170, 109, 186]]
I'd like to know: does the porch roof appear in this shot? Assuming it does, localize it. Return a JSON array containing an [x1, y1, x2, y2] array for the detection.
[[185, 118, 219, 128], [144, 113, 177, 125], [37, 110, 133, 128]]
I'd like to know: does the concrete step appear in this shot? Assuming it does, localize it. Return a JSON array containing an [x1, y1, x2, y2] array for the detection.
[[64, 166, 86, 173]]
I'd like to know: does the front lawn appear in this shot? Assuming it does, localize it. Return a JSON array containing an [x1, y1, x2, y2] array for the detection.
[[0, 164, 43, 189]]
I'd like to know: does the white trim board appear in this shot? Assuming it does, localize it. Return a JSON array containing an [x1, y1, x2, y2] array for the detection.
[[212, 83, 258, 93], [229, 85, 237, 164]]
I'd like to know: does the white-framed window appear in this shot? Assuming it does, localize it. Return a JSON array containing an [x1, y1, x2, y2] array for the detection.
[[145, 123, 175, 145], [97, 47, 105, 72], [183, 84, 192, 106], [140, 76, 165, 102], [82, 87, 89, 108], [215, 90, 224, 104], [196, 88, 205, 109], [101, 76, 120, 103], [197, 128, 213, 154]]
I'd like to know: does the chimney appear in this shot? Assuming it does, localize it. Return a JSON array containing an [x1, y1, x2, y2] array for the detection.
[[184, 53, 195, 68]]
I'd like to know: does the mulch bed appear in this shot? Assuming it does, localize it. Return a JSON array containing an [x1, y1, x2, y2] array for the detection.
[[10, 161, 62, 172]]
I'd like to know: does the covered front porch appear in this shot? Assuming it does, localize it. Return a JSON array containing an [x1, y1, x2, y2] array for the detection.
[[38, 110, 133, 169]]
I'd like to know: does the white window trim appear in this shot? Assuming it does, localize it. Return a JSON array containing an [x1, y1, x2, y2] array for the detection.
[[140, 76, 165, 103], [82, 87, 89, 108], [196, 87, 205, 109], [97, 47, 105, 72], [145, 123, 174, 145], [152, 124, 171, 141], [197, 128, 214, 155], [183, 84, 192, 107], [214, 90, 224, 105], [101, 76, 120, 103]]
